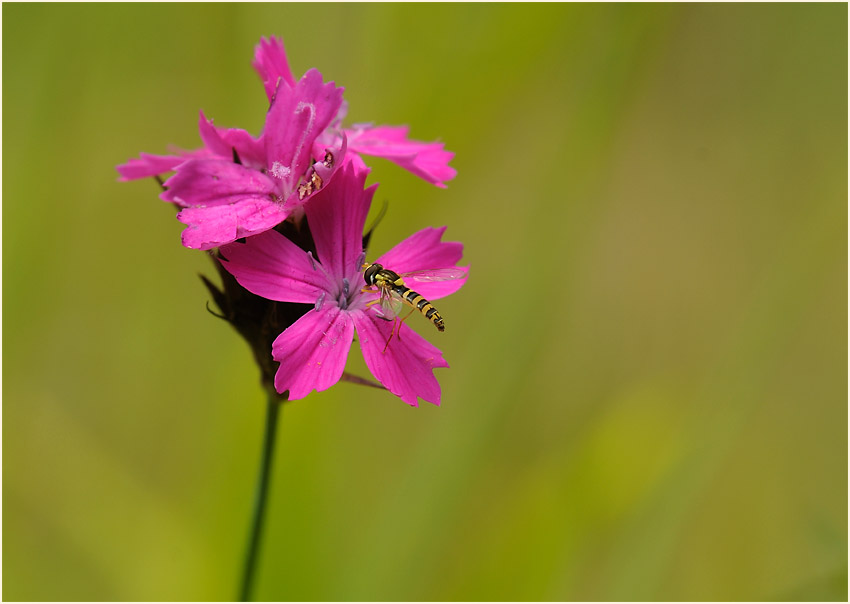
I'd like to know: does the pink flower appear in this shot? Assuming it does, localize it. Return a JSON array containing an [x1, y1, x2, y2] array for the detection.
[[219, 162, 467, 406], [118, 39, 346, 250], [253, 36, 457, 189], [160, 72, 346, 250], [118, 36, 456, 250]]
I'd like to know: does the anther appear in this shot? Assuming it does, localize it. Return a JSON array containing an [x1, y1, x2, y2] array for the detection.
[[298, 182, 312, 200], [314, 292, 325, 311], [307, 251, 317, 271]]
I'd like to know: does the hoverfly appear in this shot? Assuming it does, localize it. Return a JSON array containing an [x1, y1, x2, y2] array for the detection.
[[362, 263, 466, 351]]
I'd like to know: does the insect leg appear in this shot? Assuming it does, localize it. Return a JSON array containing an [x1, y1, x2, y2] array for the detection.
[[396, 307, 416, 342], [382, 317, 399, 354]]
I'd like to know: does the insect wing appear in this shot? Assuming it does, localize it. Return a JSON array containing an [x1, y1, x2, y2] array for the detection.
[[399, 267, 467, 284], [375, 287, 405, 321]]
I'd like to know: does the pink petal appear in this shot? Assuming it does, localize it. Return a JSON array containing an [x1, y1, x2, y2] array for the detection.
[[177, 200, 289, 250], [353, 311, 448, 407], [279, 132, 349, 215], [252, 36, 297, 102], [161, 159, 285, 249], [313, 102, 349, 151], [161, 158, 277, 208], [305, 161, 375, 280], [197, 111, 266, 169], [264, 68, 344, 196], [377, 226, 463, 270], [345, 125, 456, 187], [116, 150, 210, 181], [219, 229, 330, 303], [272, 306, 354, 400]]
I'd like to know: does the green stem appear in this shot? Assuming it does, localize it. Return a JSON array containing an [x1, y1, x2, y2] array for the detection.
[[239, 390, 284, 601]]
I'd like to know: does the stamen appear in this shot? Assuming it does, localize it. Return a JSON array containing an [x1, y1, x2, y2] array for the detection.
[[314, 292, 325, 311], [298, 181, 312, 200], [297, 168, 325, 200], [307, 251, 317, 271], [342, 278, 350, 297], [355, 251, 366, 270]]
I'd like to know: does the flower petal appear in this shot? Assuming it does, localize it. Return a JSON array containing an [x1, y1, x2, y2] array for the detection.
[[197, 111, 266, 169], [177, 200, 289, 250], [116, 149, 210, 181], [346, 124, 456, 187], [377, 226, 463, 271], [161, 158, 277, 208], [376, 226, 466, 300], [252, 36, 297, 102], [272, 305, 354, 400], [264, 68, 344, 196], [305, 161, 375, 281], [161, 159, 285, 249], [280, 132, 349, 215], [353, 311, 448, 406], [219, 229, 330, 303]]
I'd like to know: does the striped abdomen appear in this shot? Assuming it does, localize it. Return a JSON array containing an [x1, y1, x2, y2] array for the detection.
[[393, 285, 445, 331]]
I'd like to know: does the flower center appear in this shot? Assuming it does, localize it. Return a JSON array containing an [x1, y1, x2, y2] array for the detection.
[[337, 277, 351, 310], [308, 253, 366, 313]]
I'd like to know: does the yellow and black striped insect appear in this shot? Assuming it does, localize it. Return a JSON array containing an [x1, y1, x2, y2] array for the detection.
[[362, 263, 466, 349]]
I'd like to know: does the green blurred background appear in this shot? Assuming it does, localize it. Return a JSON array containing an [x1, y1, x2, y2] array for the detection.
[[3, 3, 847, 601]]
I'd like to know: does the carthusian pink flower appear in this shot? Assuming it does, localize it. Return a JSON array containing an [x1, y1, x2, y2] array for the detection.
[[121, 70, 345, 250], [163, 73, 345, 250], [117, 36, 456, 250], [219, 162, 467, 406]]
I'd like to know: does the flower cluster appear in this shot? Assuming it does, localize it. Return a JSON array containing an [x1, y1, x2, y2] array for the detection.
[[118, 37, 466, 406]]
